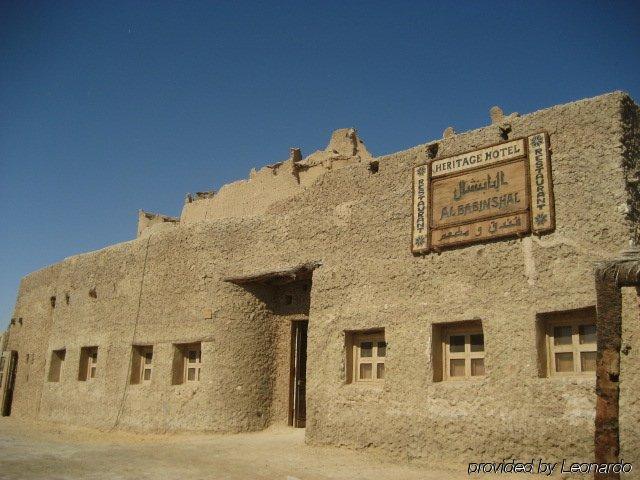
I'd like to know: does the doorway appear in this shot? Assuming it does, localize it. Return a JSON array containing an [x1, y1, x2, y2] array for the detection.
[[0, 351, 18, 416], [289, 320, 308, 427]]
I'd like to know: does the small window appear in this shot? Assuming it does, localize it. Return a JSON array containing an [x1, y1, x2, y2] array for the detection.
[[130, 345, 153, 385], [172, 343, 202, 385], [78, 346, 98, 381], [444, 326, 485, 380], [432, 321, 485, 381], [541, 308, 597, 376], [48, 349, 66, 382], [346, 330, 386, 383]]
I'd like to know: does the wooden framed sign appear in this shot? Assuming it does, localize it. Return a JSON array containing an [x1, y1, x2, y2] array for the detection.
[[412, 133, 554, 253]]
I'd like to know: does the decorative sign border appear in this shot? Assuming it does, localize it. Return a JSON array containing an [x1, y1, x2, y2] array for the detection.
[[412, 164, 430, 251], [412, 132, 554, 254], [527, 133, 555, 234]]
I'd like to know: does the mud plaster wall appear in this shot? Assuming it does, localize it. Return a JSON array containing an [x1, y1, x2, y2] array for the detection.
[[180, 160, 302, 224], [256, 280, 312, 426], [137, 211, 179, 238], [179, 128, 373, 224], [621, 287, 639, 468], [5, 92, 639, 465], [621, 96, 640, 245]]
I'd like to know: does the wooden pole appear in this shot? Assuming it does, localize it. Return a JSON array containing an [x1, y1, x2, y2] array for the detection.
[[594, 247, 640, 480]]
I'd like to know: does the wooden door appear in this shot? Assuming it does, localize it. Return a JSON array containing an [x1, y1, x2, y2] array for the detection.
[[0, 351, 17, 416], [291, 321, 308, 428]]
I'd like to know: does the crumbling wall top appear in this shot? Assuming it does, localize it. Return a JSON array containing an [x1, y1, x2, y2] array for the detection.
[[179, 128, 374, 224], [302, 128, 372, 166], [137, 210, 179, 238]]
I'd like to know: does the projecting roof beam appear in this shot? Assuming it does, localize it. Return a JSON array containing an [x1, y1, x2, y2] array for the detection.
[[222, 261, 321, 285]]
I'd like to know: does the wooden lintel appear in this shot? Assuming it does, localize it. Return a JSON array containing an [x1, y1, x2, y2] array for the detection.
[[222, 261, 321, 285]]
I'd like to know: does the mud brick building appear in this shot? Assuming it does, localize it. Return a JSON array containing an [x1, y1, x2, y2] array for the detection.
[[1, 91, 638, 466]]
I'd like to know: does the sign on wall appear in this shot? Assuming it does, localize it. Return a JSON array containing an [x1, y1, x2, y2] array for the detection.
[[412, 133, 554, 253]]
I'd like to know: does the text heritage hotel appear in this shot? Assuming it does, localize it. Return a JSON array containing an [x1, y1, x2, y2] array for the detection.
[[1, 92, 638, 466]]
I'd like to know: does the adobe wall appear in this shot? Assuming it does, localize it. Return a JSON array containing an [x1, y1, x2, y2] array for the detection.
[[8, 238, 292, 432], [136, 210, 179, 238], [292, 91, 640, 466], [179, 128, 373, 224], [5, 91, 639, 465]]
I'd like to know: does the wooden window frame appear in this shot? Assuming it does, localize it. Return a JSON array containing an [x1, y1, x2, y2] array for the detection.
[[48, 349, 66, 382], [442, 324, 485, 381], [130, 345, 153, 385], [78, 346, 98, 381], [183, 344, 202, 383], [141, 347, 153, 382], [352, 331, 386, 383], [88, 349, 98, 380], [546, 317, 596, 377]]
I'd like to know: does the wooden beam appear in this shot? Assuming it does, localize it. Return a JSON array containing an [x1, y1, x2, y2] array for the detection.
[[594, 247, 640, 480], [222, 261, 321, 285]]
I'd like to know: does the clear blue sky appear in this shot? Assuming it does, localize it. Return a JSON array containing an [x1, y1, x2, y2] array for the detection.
[[1, 1, 639, 329]]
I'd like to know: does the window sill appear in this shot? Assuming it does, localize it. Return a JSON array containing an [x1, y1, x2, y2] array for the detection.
[[342, 381, 385, 391], [75, 379, 102, 388], [434, 375, 488, 384], [546, 374, 596, 383], [171, 382, 203, 389]]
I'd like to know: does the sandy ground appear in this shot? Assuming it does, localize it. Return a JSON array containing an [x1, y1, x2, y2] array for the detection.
[[0, 417, 525, 480]]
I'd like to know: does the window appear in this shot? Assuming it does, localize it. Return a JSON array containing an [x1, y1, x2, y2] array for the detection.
[[130, 345, 153, 384], [185, 346, 202, 382], [346, 330, 386, 383], [48, 349, 66, 382], [540, 307, 596, 376], [445, 328, 485, 379], [172, 343, 202, 384], [78, 346, 98, 381], [432, 321, 485, 381]]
